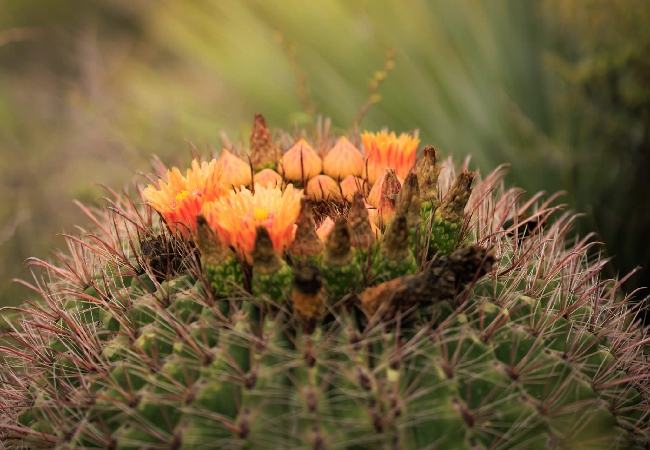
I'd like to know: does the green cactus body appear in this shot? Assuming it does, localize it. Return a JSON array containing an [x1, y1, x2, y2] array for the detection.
[[204, 256, 244, 298], [371, 251, 418, 284], [2, 122, 649, 450], [322, 262, 362, 301], [252, 262, 293, 304], [429, 208, 462, 257]]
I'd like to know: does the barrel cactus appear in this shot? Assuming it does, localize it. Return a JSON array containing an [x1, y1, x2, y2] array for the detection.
[[1, 114, 649, 449]]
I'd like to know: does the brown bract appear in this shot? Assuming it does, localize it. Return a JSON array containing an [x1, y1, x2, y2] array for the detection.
[[195, 214, 230, 267], [249, 113, 281, 170], [380, 213, 411, 262], [288, 199, 324, 259], [323, 218, 354, 267], [439, 171, 476, 223], [396, 172, 421, 228], [251, 226, 284, 275], [348, 193, 375, 250], [416, 145, 440, 203]]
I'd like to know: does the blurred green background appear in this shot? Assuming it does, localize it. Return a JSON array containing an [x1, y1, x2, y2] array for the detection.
[[1, 0, 648, 314]]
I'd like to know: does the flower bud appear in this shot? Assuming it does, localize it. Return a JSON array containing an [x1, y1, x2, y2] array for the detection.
[[306, 175, 342, 203], [323, 136, 365, 179], [280, 139, 323, 181], [367, 169, 402, 208], [254, 168, 283, 189], [367, 169, 401, 230], [219, 149, 252, 189], [340, 175, 368, 202], [316, 217, 335, 242]]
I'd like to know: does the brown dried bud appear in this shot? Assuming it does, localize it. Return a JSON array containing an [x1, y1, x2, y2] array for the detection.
[[288, 199, 324, 258], [439, 171, 476, 224], [323, 218, 354, 267], [381, 213, 411, 262], [359, 244, 493, 320], [396, 172, 421, 228], [431, 244, 495, 284], [252, 226, 283, 275], [249, 113, 281, 170], [195, 214, 230, 266], [348, 193, 376, 250], [416, 145, 440, 203]]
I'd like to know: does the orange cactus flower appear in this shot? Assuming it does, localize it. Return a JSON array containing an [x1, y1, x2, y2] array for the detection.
[[219, 149, 253, 189], [281, 139, 323, 181], [143, 158, 224, 234], [306, 175, 342, 203], [361, 131, 419, 185], [202, 184, 304, 262], [323, 136, 365, 179]]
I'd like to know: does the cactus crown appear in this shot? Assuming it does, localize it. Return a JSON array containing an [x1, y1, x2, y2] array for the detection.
[[1, 115, 649, 449]]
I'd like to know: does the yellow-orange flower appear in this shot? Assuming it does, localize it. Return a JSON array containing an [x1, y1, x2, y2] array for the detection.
[[202, 184, 304, 262], [143, 159, 224, 234], [361, 131, 419, 185]]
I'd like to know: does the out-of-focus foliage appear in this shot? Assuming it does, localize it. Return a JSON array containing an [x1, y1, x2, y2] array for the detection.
[[542, 0, 650, 296], [0, 0, 648, 310]]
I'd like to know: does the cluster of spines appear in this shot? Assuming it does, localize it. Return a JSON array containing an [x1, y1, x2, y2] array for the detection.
[[0, 139, 649, 449]]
